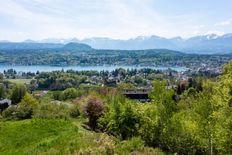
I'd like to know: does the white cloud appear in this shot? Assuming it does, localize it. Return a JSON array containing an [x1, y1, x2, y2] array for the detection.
[[0, 0, 231, 41], [193, 25, 206, 29], [0, 0, 177, 40], [214, 19, 232, 26]]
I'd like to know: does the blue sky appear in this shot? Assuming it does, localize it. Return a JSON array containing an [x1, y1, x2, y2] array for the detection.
[[0, 0, 232, 41]]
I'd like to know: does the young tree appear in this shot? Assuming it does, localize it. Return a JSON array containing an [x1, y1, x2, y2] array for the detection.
[[19, 93, 38, 107], [0, 83, 5, 99], [10, 84, 27, 104], [16, 93, 39, 119], [149, 80, 177, 148]]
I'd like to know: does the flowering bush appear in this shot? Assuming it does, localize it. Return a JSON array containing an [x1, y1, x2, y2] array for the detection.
[[84, 96, 104, 129]]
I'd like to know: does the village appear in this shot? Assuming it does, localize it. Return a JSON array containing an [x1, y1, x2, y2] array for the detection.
[[0, 62, 222, 106]]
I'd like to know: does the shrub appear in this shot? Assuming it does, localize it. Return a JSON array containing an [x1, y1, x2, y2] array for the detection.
[[33, 102, 69, 119], [2, 105, 33, 120], [162, 112, 203, 154], [84, 96, 104, 129], [20, 93, 38, 107], [52, 91, 62, 100], [116, 103, 141, 140], [116, 137, 144, 154], [61, 88, 78, 100], [2, 93, 38, 120], [16, 93, 39, 119], [99, 100, 141, 140], [69, 104, 80, 118], [139, 104, 160, 147], [15, 105, 33, 120], [2, 106, 17, 120]]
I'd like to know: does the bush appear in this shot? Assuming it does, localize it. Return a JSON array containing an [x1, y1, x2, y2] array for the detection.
[[116, 137, 144, 154], [2, 93, 38, 120], [2, 105, 33, 120], [33, 102, 70, 119], [15, 105, 33, 120], [84, 96, 104, 129], [61, 88, 78, 100], [16, 93, 39, 119], [99, 100, 141, 140], [2, 106, 18, 120], [69, 104, 80, 118], [139, 104, 160, 147], [20, 93, 38, 107], [52, 91, 62, 100], [162, 112, 203, 154], [116, 103, 141, 140]]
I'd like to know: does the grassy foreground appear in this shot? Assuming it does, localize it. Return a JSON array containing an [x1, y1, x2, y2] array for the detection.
[[0, 119, 165, 155]]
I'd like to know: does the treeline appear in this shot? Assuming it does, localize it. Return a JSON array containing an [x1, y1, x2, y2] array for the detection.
[[0, 48, 231, 67], [34, 71, 87, 90]]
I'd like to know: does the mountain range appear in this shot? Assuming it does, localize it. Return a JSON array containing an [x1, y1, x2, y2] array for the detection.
[[0, 42, 92, 51], [1, 33, 232, 54]]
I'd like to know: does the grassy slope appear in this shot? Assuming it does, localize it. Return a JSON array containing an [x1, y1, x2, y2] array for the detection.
[[7, 79, 32, 85], [0, 119, 165, 155]]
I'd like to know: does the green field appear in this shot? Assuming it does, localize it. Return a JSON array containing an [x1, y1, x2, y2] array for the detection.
[[7, 79, 32, 85], [0, 119, 165, 155]]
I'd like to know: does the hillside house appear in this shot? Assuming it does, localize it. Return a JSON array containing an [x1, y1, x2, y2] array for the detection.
[[122, 89, 151, 102]]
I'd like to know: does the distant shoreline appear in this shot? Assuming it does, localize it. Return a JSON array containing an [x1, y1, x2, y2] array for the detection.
[[0, 65, 188, 73]]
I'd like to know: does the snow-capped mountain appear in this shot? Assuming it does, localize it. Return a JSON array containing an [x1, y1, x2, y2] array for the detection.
[[77, 34, 232, 53], [2, 33, 232, 54]]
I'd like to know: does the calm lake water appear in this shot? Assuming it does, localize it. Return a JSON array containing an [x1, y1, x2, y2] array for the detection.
[[0, 65, 188, 73]]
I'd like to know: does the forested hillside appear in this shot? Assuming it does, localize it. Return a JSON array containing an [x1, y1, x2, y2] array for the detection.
[[0, 47, 231, 68]]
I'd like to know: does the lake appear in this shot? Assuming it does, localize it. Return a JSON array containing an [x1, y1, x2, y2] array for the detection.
[[0, 65, 188, 73]]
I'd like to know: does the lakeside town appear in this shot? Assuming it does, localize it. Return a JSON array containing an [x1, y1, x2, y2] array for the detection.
[[0, 60, 224, 99]]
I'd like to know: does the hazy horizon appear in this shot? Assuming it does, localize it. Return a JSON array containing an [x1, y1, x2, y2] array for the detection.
[[2, 33, 232, 42]]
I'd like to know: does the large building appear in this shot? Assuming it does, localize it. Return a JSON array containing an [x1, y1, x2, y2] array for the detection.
[[122, 89, 151, 102]]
